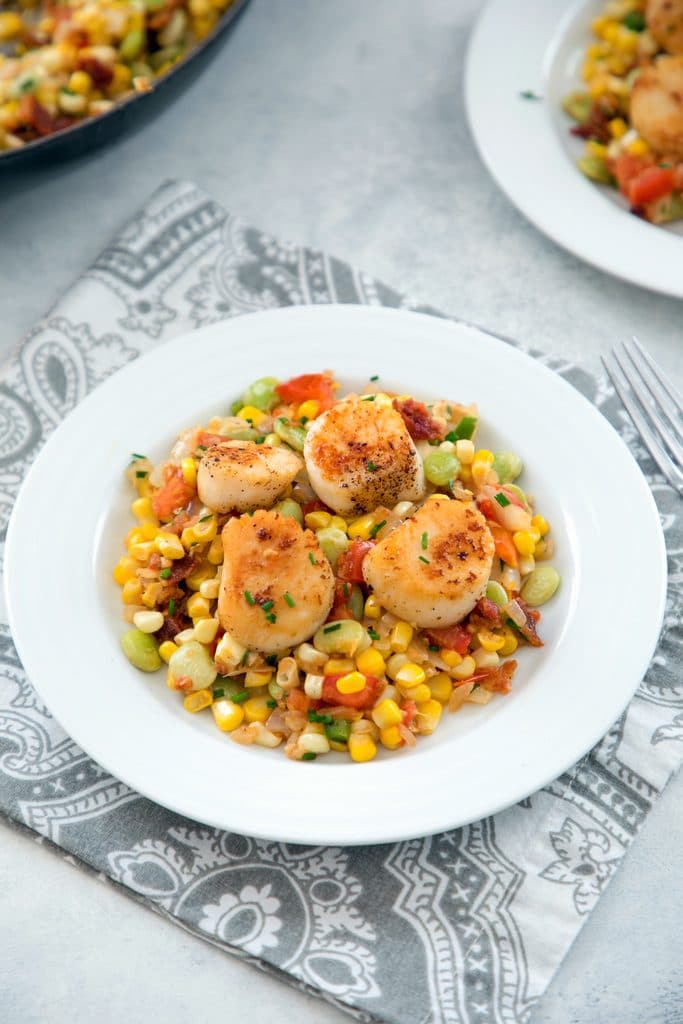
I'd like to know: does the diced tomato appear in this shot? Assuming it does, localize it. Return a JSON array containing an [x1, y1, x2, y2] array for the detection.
[[477, 497, 496, 521], [424, 624, 471, 655], [628, 166, 675, 206], [301, 498, 333, 517], [488, 523, 518, 568], [152, 465, 195, 522], [401, 699, 418, 728], [393, 398, 443, 441], [286, 688, 311, 713], [328, 582, 356, 621], [276, 373, 335, 411], [17, 95, 74, 138], [195, 430, 228, 450], [613, 153, 652, 197], [321, 673, 381, 709], [336, 538, 375, 583]]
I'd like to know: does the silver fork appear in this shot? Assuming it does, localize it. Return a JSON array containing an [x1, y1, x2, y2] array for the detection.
[[602, 338, 683, 497]]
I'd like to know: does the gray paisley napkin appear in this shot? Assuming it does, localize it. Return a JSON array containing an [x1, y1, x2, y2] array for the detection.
[[1, 180, 681, 1024]]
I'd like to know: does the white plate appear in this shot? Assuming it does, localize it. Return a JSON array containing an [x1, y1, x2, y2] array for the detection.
[[465, 0, 683, 298], [5, 305, 666, 845]]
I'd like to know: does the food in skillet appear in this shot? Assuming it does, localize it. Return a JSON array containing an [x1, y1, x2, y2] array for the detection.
[[563, 0, 683, 224], [0, 0, 234, 151], [114, 372, 560, 762]]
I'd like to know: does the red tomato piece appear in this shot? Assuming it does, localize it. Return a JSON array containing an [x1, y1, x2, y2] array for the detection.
[[195, 430, 228, 450], [336, 538, 375, 583], [321, 674, 381, 709], [613, 153, 652, 197], [401, 699, 418, 728], [152, 465, 195, 522], [286, 688, 311, 713], [628, 167, 675, 206], [328, 582, 356, 621], [275, 373, 335, 411], [424, 624, 471, 654]]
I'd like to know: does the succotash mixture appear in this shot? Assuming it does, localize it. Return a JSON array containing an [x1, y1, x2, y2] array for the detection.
[[0, 0, 234, 151], [114, 372, 560, 763], [563, 0, 683, 224]]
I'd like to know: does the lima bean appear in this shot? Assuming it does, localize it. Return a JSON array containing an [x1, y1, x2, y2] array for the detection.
[[313, 619, 369, 657], [493, 451, 523, 484], [316, 526, 349, 568], [485, 581, 508, 608], [242, 376, 280, 412], [169, 640, 218, 690], [520, 566, 560, 607], [423, 449, 460, 487], [274, 498, 304, 525], [274, 417, 306, 452], [121, 628, 161, 672]]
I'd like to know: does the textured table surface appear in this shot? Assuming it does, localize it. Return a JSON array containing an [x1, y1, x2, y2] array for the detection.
[[1, 1, 681, 1022]]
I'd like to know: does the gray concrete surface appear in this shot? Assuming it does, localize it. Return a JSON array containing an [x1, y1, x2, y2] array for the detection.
[[1, 1, 681, 1022]]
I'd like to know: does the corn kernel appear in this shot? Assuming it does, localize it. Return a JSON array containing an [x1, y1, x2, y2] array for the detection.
[[237, 405, 268, 426], [159, 640, 179, 663], [513, 530, 536, 557], [586, 140, 607, 159], [473, 449, 494, 466], [139, 520, 158, 541], [245, 668, 272, 688], [264, 433, 281, 446], [305, 510, 332, 531], [187, 594, 210, 620], [141, 582, 162, 609], [299, 731, 330, 755], [379, 725, 403, 750], [131, 496, 156, 522], [348, 733, 377, 762], [428, 673, 453, 703], [371, 698, 403, 729], [400, 682, 431, 704], [193, 618, 219, 645], [477, 629, 505, 653], [531, 514, 549, 537], [324, 657, 356, 676], [602, 20, 620, 42], [609, 117, 628, 139], [386, 652, 409, 680], [356, 647, 386, 677], [212, 698, 244, 732], [207, 536, 224, 564], [243, 696, 271, 723], [297, 399, 321, 421], [199, 577, 220, 600], [69, 69, 93, 94], [329, 740, 348, 752], [390, 621, 413, 653], [455, 438, 475, 464], [416, 699, 442, 735], [499, 628, 518, 657], [394, 661, 426, 687], [113, 556, 137, 586], [336, 671, 367, 695], [129, 540, 155, 562], [0, 12, 23, 41], [133, 610, 164, 633], [589, 77, 609, 99], [627, 138, 649, 157], [181, 525, 197, 548], [442, 649, 463, 668], [183, 688, 213, 713], [472, 449, 495, 486], [329, 515, 348, 533], [186, 565, 214, 591], [193, 515, 217, 543], [364, 595, 382, 619], [348, 513, 375, 540], [121, 578, 143, 604], [156, 533, 185, 559], [452, 655, 476, 680]]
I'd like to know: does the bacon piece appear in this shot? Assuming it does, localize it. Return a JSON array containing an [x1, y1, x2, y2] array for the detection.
[[156, 612, 191, 643], [76, 56, 114, 87], [514, 599, 543, 647], [393, 398, 443, 441], [164, 554, 199, 585], [424, 623, 471, 655], [478, 660, 517, 694], [475, 596, 502, 626]]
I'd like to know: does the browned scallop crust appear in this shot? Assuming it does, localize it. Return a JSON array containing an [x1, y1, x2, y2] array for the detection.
[[647, 0, 683, 55], [218, 509, 334, 653], [631, 56, 683, 159], [197, 440, 302, 513]]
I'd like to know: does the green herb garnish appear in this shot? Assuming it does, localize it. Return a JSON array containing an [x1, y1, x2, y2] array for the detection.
[[309, 553, 317, 565], [135, 470, 147, 479], [131, 453, 146, 460], [308, 710, 334, 724], [494, 492, 510, 507], [231, 690, 250, 704], [240, 649, 250, 666], [367, 460, 379, 472], [261, 600, 274, 612], [168, 599, 176, 616], [421, 531, 428, 549], [323, 622, 342, 633], [266, 699, 278, 708], [199, 514, 213, 522], [368, 627, 380, 641], [370, 519, 387, 538], [302, 752, 317, 761], [622, 10, 645, 31], [244, 590, 255, 606], [519, 89, 542, 100], [361, 395, 376, 402], [370, 375, 379, 381], [428, 643, 440, 652], [160, 568, 171, 580], [419, 555, 430, 565], [213, 688, 225, 699], [284, 592, 295, 608]]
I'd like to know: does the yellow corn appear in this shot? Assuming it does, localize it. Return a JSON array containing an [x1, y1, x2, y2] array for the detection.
[[364, 595, 382, 619], [131, 496, 156, 522], [586, 140, 608, 159], [394, 662, 426, 687], [185, 564, 214, 591], [356, 647, 386, 677], [141, 582, 163, 609], [336, 671, 367, 695], [452, 655, 476, 680], [181, 525, 197, 548], [139, 520, 158, 541], [601, 20, 620, 42], [348, 733, 377, 762], [129, 540, 155, 562], [531, 514, 549, 537], [324, 658, 356, 676], [109, 63, 132, 94], [121, 578, 143, 604], [499, 628, 518, 657], [193, 618, 219, 645], [199, 577, 220, 600], [113, 556, 137, 586], [386, 653, 409, 680], [329, 515, 348, 533], [371, 698, 403, 729], [305, 510, 332, 531], [237, 405, 268, 426], [0, 13, 23, 41], [183, 688, 213, 713], [264, 433, 281, 446], [207, 536, 224, 564], [243, 696, 271, 723], [513, 530, 536, 557], [390, 621, 413, 653], [627, 138, 649, 157], [245, 668, 272, 688], [472, 449, 495, 486], [442, 649, 463, 668], [608, 117, 628, 139], [156, 533, 185, 559], [477, 629, 505, 653], [348, 513, 375, 540], [582, 60, 597, 83], [400, 682, 431, 704], [379, 725, 403, 750], [297, 399, 320, 421], [416, 699, 442, 735], [589, 77, 609, 99], [193, 516, 217, 543], [428, 672, 453, 703], [455, 438, 475, 465], [69, 69, 93, 94], [159, 640, 178, 663], [212, 698, 244, 732], [329, 740, 348, 752], [187, 593, 211, 620]]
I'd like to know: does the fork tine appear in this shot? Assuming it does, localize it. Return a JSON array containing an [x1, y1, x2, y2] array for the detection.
[[624, 339, 683, 446], [602, 356, 683, 496], [630, 337, 683, 416], [611, 346, 683, 466]]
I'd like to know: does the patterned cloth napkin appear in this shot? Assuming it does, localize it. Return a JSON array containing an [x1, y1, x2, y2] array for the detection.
[[1, 180, 681, 1024]]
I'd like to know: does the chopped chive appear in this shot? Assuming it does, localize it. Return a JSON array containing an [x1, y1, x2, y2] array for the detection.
[[494, 492, 510, 507], [278, 416, 287, 425], [323, 622, 342, 633], [240, 649, 250, 666], [160, 568, 171, 580], [261, 600, 274, 612], [136, 470, 148, 479], [231, 690, 250, 704], [506, 617, 522, 633], [265, 613, 277, 624], [284, 592, 296, 607], [421, 531, 428, 549], [342, 583, 350, 598], [265, 654, 278, 666], [266, 699, 277, 708], [367, 460, 379, 472], [368, 627, 380, 641], [369, 519, 387, 538], [370, 375, 379, 381], [168, 599, 176, 615], [196, 445, 207, 452], [361, 395, 376, 402], [302, 752, 317, 761], [309, 553, 317, 565], [244, 590, 255, 606], [254, 436, 265, 444], [419, 555, 430, 564], [300, 416, 309, 426], [213, 687, 225, 699], [519, 89, 542, 100], [199, 514, 213, 522], [428, 643, 440, 652], [308, 710, 333, 724], [131, 453, 146, 460]]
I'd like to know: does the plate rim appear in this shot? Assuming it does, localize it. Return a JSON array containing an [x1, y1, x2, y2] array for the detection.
[[4, 304, 668, 844]]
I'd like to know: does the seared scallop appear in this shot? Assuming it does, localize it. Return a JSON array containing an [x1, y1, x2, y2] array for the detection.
[[303, 398, 425, 516], [647, 0, 683, 55], [218, 509, 335, 654], [362, 497, 495, 628], [197, 440, 302, 514], [631, 56, 683, 160]]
